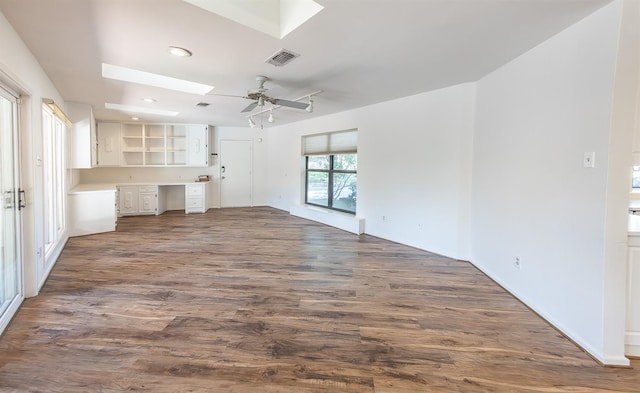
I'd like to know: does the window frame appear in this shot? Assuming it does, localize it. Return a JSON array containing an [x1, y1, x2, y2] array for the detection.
[[305, 153, 357, 214], [42, 104, 67, 258]]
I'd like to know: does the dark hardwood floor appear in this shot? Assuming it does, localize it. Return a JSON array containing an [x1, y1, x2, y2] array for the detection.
[[1, 207, 639, 392]]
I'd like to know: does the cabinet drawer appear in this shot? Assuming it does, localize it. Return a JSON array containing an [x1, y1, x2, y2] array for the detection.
[[186, 197, 203, 209], [185, 184, 204, 197], [138, 185, 157, 193]]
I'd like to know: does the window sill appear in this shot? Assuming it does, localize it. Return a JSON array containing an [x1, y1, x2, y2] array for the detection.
[[289, 204, 364, 234]]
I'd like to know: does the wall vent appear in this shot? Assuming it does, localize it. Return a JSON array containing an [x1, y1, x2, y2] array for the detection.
[[265, 48, 300, 67], [196, 102, 210, 107]]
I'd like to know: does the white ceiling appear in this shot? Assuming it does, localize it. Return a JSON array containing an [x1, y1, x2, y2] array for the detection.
[[0, 0, 613, 126]]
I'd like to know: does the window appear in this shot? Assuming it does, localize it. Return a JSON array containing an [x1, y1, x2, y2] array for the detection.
[[42, 104, 67, 257], [303, 130, 357, 214], [633, 166, 640, 189]]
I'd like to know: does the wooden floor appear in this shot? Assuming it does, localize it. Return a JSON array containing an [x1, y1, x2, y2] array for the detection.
[[1, 207, 639, 392]]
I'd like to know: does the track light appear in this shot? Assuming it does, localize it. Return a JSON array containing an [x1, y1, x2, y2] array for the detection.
[[306, 99, 314, 113], [268, 110, 274, 123], [248, 117, 256, 128]]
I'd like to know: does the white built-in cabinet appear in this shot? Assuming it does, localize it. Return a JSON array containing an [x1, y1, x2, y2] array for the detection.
[[117, 183, 206, 216], [187, 127, 209, 167], [67, 102, 97, 168], [185, 183, 207, 214], [118, 186, 140, 215], [97, 122, 122, 166], [118, 185, 162, 216], [68, 188, 117, 236], [97, 122, 209, 167], [138, 186, 159, 214]]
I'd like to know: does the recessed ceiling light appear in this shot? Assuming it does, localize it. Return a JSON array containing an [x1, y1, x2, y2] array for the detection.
[[142, 98, 157, 103], [105, 103, 179, 117], [168, 46, 192, 57], [102, 63, 214, 95], [131, 117, 139, 120]]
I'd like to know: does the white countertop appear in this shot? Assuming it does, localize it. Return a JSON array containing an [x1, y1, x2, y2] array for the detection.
[[69, 181, 208, 194], [69, 183, 117, 194]]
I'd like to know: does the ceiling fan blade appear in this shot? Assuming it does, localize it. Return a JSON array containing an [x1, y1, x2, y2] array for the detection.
[[206, 93, 249, 99], [241, 102, 258, 113], [273, 99, 309, 110]]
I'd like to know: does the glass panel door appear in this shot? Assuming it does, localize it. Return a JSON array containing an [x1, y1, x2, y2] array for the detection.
[[0, 86, 22, 333]]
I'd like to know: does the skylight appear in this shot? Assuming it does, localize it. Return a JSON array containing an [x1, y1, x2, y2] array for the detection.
[[183, 0, 323, 39], [105, 103, 179, 117], [101, 63, 214, 95]]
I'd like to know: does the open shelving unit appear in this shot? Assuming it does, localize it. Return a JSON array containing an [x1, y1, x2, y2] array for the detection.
[[121, 123, 144, 166], [119, 124, 189, 166], [97, 122, 208, 167]]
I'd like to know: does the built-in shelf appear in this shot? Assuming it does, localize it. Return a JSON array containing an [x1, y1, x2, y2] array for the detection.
[[97, 122, 209, 167]]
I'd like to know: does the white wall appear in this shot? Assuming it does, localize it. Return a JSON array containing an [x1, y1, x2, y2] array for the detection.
[[0, 10, 67, 296], [267, 83, 475, 260], [471, 0, 626, 364], [602, 0, 640, 362]]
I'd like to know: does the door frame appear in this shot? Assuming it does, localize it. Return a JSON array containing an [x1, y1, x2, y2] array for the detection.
[[0, 82, 24, 335], [219, 138, 253, 208]]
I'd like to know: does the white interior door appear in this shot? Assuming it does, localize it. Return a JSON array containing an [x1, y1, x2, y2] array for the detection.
[[0, 86, 23, 334], [220, 139, 252, 208]]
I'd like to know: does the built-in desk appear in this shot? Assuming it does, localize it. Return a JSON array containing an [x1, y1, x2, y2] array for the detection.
[[68, 181, 209, 237]]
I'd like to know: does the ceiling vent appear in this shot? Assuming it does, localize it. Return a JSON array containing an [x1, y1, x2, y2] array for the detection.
[[196, 102, 210, 107], [265, 49, 300, 67]]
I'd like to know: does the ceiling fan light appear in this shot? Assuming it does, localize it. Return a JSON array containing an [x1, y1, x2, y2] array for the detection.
[[268, 111, 275, 123], [258, 96, 265, 106], [248, 117, 256, 128], [306, 99, 314, 113]]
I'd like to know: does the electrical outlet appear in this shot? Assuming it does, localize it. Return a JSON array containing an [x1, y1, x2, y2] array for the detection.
[[514, 257, 522, 269], [583, 152, 595, 168]]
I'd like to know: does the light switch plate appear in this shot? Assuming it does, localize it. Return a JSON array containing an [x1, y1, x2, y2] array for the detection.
[[583, 152, 595, 168]]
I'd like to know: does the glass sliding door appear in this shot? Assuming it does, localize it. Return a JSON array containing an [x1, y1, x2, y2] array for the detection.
[[0, 86, 23, 334]]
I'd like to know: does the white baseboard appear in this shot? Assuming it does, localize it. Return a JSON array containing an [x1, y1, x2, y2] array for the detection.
[[469, 259, 630, 367], [626, 331, 640, 357], [289, 204, 364, 234]]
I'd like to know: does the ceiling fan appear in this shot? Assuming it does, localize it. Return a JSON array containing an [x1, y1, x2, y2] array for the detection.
[[211, 75, 310, 113]]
